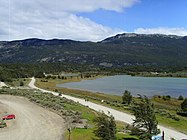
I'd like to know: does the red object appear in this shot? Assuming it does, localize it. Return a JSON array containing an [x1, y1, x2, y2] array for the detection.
[[2, 114, 15, 120]]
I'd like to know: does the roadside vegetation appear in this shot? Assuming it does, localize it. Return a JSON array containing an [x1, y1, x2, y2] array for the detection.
[[0, 88, 141, 139], [1, 76, 186, 139], [6, 78, 31, 87], [1, 63, 187, 139], [36, 77, 187, 134], [0, 120, 7, 128], [0, 88, 94, 123], [64, 95, 161, 140]]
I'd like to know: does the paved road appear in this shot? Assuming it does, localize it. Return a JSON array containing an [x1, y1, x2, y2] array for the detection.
[[29, 77, 187, 140], [0, 95, 65, 140]]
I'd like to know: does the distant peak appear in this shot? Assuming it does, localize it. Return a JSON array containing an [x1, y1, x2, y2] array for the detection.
[[101, 33, 182, 43]]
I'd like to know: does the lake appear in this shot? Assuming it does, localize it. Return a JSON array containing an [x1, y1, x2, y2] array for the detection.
[[56, 75, 187, 98]]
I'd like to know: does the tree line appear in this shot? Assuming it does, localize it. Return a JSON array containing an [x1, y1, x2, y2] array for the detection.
[[1, 63, 186, 82]]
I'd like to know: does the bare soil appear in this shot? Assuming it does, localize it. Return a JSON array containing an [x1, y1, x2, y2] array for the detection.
[[0, 95, 65, 140]]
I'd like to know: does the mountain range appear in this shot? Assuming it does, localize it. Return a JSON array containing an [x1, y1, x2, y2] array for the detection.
[[0, 33, 187, 67]]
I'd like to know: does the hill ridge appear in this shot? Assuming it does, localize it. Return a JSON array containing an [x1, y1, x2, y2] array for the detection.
[[0, 33, 187, 67]]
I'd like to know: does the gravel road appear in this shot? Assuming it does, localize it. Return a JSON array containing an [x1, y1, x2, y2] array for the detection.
[[0, 95, 65, 140], [29, 77, 187, 140]]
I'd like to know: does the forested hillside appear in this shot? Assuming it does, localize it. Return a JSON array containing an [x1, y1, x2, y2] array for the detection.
[[0, 33, 187, 67]]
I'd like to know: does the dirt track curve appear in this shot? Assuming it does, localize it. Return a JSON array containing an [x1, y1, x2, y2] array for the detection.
[[0, 95, 65, 140]]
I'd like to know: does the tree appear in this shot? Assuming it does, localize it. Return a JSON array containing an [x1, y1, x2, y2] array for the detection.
[[122, 90, 132, 105], [94, 112, 116, 140], [34, 71, 45, 78], [181, 98, 187, 112], [178, 95, 184, 100], [131, 95, 159, 138]]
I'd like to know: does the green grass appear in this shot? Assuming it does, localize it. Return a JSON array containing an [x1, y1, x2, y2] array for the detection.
[[157, 114, 187, 133], [116, 133, 138, 140], [65, 128, 98, 140], [64, 102, 96, 124], [0, 87, 140, 140], [152, 96, 182, 110], [36, 78, 131, 113], [0, 88, 129, 140], [64, 128, 139, 140], [36, 78, 187, 134]]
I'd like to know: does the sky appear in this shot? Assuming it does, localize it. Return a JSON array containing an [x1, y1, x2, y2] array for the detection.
[[0, 0, 187, 41]]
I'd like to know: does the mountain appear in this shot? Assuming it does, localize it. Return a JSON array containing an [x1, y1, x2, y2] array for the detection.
[[0, 33, 187, 67]]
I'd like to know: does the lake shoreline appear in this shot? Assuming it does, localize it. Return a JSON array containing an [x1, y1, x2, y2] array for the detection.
[[128, 72, 187, 78], [57, 75, 187, 98], [36, 77, 187, 134]]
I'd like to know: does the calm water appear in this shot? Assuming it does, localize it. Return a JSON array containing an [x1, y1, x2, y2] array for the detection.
[[57, 75, 187, 97]]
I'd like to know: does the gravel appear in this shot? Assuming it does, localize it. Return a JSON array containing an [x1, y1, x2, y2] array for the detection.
[[0, 95, 65, 140]]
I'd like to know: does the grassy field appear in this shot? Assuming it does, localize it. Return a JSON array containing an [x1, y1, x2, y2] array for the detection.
[[64, 128, 138, 140], [156, 114, 187, 133], [36, 77, 187, 134], [64, 120, 139, 140]]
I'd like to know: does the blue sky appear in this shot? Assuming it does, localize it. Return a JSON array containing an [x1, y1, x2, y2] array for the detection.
[[78, 0, 187, 31], [0, 0, 187, 41]]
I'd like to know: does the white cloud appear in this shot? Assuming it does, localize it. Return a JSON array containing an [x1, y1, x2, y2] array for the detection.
[[0, 0, 138, 41], [135, 27, 187, 36]]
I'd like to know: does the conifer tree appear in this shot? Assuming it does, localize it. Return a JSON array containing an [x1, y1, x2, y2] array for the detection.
[[122, 90, 132, 105], [131, 95, 159, 138], [94, 112, 116, 140]]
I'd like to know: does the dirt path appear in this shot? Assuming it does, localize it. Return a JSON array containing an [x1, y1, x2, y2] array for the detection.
[[0, 95, 65, 140], [29, 77, 187, 140]]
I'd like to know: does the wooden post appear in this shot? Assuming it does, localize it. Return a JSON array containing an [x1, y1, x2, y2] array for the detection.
[[162, 131, 164, 140], [68, 128, 71, 140]]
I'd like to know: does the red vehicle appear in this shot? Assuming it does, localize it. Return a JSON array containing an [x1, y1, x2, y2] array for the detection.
[[2, 114, 15, 120]]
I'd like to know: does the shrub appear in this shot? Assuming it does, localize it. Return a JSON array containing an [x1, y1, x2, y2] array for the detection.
[[177, 110, 187, 117], [51, 76, 56, 79], [158, 95, 161, 98], [181, 98, 187, 112], [122, 90, 132, 105], [0, 89, 81, 121], [162, 95, 171, 101], [172, 115, 180, 121], [178, 95, 184, 100], [0, 120, 7, 128]]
